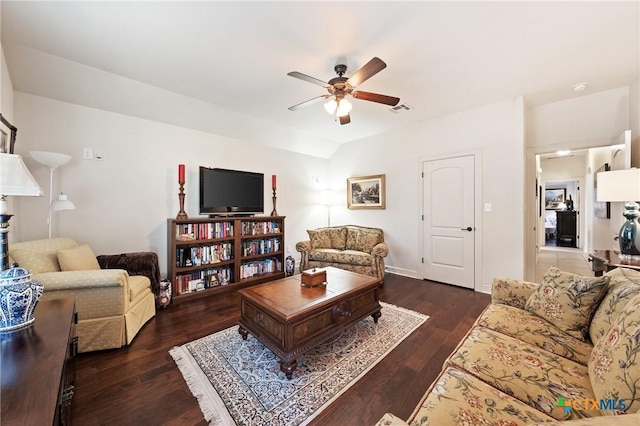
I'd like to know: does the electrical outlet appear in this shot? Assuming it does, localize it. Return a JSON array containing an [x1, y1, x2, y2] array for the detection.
[[95, 150, 104, 160], [83, 148, 93, 160], [286, 245, 292, 255]]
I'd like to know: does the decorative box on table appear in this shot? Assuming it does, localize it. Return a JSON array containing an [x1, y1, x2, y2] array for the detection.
[[301, 268, 327, 288]]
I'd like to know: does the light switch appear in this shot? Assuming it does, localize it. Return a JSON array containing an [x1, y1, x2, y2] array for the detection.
[[484, 203, 492, 212]]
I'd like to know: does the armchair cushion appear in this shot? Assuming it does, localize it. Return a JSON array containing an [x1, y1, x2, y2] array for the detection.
[[57, 244, 101, 271], [525, 266, 609, 341]]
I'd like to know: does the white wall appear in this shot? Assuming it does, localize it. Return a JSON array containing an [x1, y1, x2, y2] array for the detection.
[[329, 97, 525, 292], [526, 87, 630, 147], [13, 93, 330, 276]]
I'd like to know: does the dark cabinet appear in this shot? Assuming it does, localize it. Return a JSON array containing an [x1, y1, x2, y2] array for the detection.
[[556, 211, 577, 247]]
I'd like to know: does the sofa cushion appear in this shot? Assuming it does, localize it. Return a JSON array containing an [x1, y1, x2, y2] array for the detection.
[[10, 248, 60, 273], [57, 244, 101, 271], [407, 366, 555, 426], [308, 249, 372, 266], [448, 326, 597, 420], [525, 267, 609, 341], [307, 229, 332, 249], [328, 227, 347, 250], [346, 226, 383, 253], [476, 303, 593, 365], [589, 293, 640, 415], [590, 267, 640, 346]]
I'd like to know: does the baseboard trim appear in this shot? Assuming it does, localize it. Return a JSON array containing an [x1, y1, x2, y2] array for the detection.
[[385, 266, 418, 279]]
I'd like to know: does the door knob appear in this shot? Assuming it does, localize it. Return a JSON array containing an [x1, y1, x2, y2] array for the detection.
[[461, 227, 473, 232]]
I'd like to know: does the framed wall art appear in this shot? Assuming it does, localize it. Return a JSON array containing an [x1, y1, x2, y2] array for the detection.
[[347, 174, 385, 209], [545, 188, 566, 210]]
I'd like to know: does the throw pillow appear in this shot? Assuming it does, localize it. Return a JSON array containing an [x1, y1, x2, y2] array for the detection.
[[589, 267, 640, 345], [525, 266, 609, 341], [307, 229, 332, 250], [589, 293, 640, 415], [328, 227, 347, 250], [57, 244, 101, 271], [9, 249, 60, 273]]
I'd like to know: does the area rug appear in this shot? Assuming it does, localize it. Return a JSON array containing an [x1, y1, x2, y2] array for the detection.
[[169, 302, 428, 425]]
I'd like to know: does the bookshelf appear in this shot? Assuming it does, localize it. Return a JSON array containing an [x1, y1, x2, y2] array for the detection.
[[167, 216, 285, 302]]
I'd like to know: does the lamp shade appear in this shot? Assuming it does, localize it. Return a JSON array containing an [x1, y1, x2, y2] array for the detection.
[[52, 193, 76, 212], [0, 153, 43, 197], [597, 168, 640, 202]]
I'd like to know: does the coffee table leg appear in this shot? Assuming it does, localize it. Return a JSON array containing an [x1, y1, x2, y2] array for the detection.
[[280, 359, 297, 379], [372, 310, 382, 324], [238, 326, 248, 340]]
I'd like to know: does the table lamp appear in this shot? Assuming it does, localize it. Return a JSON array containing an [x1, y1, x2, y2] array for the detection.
[[596, 168, 640, 257], [0, 153, 45, 331]]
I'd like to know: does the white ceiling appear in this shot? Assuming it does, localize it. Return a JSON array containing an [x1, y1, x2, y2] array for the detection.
[[1, 1, 639, 158]]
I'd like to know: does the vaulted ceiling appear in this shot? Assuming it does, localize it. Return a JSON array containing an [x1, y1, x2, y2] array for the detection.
[[2, 1, 638, 158]]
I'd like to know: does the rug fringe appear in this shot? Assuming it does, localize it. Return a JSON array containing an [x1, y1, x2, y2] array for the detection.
[[380, 301, 429, 320], [169, 346, 236, 425]]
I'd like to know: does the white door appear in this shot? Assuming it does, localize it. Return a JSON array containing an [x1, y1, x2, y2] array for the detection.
[[422, 155, 475, 289]]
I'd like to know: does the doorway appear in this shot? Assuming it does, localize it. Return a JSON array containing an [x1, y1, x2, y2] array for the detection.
[[525, 130, 631, 282]]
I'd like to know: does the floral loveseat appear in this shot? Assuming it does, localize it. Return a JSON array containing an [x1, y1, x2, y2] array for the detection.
[[9, 237, 156, 352], [296, 225, 388, 282], [377, 266, 640, 426]]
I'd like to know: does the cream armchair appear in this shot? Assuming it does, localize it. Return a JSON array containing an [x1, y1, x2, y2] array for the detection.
[[8, 237, 156, 352]]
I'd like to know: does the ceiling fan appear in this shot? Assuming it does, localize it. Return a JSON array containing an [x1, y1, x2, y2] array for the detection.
[[287, 57, 400, 125]]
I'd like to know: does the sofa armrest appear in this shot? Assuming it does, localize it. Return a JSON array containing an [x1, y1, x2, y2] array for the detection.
[[491, 277, 540, 309], [374, 413, 408, 426], [33, 269, 128, 291], [296, 240, 311, 272], [371, 242, 389, 258], [296, 240, 311, 253]]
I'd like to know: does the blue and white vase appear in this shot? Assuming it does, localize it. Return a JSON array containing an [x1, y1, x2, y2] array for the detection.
[[0, 265, 44, 332]]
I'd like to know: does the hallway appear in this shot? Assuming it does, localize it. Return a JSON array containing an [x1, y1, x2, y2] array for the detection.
[[535, 247, 593, 282]]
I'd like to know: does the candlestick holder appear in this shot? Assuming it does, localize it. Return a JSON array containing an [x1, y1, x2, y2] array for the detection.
[[177, 182, 188, 220], [270, 188, 278, 217]]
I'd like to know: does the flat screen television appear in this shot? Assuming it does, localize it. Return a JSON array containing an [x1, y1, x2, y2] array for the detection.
[[199, 167, 264, 216]]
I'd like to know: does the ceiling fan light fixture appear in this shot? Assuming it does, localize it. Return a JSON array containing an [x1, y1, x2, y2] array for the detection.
[[324, 99, 338, 115], [336, 99, 352, 117]]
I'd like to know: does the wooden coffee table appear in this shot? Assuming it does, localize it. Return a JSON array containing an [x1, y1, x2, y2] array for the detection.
[[237, 267, 381, 379]]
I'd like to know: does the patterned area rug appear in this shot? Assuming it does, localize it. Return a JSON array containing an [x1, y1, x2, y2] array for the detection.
[[170, 302, 428, 425]]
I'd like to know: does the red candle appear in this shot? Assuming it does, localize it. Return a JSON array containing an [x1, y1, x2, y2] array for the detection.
[[272, 174, 277, 189], [178, 164, 185, 184]]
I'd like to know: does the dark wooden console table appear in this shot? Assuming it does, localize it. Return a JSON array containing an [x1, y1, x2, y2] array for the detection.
[[1, 298, 77, 425], [589, 250, 640, 276]]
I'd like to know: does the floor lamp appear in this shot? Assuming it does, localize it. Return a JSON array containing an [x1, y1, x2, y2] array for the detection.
[[30, 151, 76, 238]]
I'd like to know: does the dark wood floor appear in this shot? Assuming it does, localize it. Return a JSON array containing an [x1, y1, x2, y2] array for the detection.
[[71, 274, 491, 425]]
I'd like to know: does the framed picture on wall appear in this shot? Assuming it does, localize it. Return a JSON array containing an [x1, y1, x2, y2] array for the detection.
[[594, 163, 611, 219], [347, 174, 385, 209], [545, 188, 566, 210]]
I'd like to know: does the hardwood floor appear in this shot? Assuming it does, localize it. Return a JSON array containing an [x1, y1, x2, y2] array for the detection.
[[71, 274, 491, 425]]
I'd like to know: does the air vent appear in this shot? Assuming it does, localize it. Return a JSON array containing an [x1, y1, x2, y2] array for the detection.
[[389, 103, 412, 113]]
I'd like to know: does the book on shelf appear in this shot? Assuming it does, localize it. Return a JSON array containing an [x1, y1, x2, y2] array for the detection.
[[175, 221, 234, 241]]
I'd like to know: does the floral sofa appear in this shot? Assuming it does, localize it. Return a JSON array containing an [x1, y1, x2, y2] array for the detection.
[[9, 237, 156, 352], [296, 225, 388, 282], [376, 266, 640, 426]]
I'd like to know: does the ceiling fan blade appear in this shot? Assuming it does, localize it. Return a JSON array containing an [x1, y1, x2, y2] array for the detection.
[[346, 57, 386, 87], [353, 91, 400, 106], [287, 71, 330, 88], [288, 95, 329, 111], [339, 114, 351, 125]]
